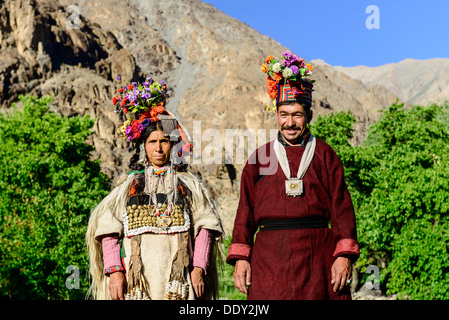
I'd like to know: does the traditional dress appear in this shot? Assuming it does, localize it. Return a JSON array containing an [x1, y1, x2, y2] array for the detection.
[[226, 130, 359, 299], [86, 75, 224, 300], [226, 51, 359, 300], [86, 169, 224, 300]]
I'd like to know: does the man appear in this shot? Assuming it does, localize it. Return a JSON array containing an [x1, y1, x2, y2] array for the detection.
[[226, 51, 359, 300]]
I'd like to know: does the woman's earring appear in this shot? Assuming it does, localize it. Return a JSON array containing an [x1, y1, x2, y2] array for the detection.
[[138, 144, 146, 165]]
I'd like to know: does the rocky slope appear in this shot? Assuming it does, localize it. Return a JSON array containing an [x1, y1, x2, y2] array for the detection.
[[326, 58, 449, 106], [1, 0, 399, 233]]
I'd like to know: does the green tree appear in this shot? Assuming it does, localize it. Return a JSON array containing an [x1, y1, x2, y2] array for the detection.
[[0, 95, 110, 299], [310, 102, 449, 299]]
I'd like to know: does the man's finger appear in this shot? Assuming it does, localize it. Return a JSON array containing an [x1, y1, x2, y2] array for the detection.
[[331, 266, 336, 285], [333, 272, 342, 292], [235, 272, 247, 294], [246, 267, 252, 287]]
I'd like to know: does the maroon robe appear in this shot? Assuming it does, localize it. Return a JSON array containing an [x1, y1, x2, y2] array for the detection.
[[226, 130, 359, 300]]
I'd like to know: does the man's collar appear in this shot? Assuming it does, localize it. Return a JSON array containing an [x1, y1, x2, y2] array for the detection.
[[277, 128, 310, 147]]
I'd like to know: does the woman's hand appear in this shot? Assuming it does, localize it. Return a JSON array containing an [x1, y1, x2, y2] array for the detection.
[[191, 266, 205, 299], [109, 271, 126, 300]]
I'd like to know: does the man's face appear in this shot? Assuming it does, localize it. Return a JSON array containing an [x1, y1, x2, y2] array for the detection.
[[276, 102, 312, 145], [145, 129, 172, 168]]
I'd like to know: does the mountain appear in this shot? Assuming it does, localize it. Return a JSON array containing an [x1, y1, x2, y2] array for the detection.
[[324, 58, 449, 106], [1, 0, 400, 233]]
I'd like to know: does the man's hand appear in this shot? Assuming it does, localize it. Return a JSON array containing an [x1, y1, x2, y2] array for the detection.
[[191, 267, 205, 299], [109, 271, 126, 300], [234, 260, 251, 294], [331, 256, 352, 292]]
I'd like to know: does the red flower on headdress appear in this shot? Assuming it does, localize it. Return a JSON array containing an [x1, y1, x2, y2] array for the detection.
[[266, 76, 278, 100], [272, 72, 283, 81], [127, 84, 133, 90], [150, 102, 165, 118], [112, 97, 117, 105], [139, 111, 152, 121]]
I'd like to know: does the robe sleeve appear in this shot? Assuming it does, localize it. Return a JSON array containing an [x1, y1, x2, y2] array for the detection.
[[324, 146, 360, 262], [94, 208, 124, 241], [101, 235, 125, 275], [226, 162, 259, 266], [192, 228, 212, 275]]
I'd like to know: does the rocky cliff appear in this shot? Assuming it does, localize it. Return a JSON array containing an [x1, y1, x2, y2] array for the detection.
[[328, 58, 449, 106], [0, 0, 399, 233]]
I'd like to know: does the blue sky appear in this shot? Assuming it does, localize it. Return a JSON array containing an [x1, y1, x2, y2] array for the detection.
[[203, 0, 449, 67]]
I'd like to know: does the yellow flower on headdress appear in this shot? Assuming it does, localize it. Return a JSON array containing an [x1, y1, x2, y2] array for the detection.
[[261, 64, 268, 73]]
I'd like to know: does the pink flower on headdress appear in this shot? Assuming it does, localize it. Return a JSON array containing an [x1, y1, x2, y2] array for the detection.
[[124, 126, 133, 140], [282, 59, 292, 67], [282, 50, 292, 59]]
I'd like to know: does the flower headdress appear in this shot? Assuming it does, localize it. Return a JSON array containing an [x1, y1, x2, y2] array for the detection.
[[113, 75, 192, 157], [261, 50, 315, 112]]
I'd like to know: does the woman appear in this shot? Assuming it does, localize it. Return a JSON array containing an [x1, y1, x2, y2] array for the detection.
[[86, 77, 224, 300]]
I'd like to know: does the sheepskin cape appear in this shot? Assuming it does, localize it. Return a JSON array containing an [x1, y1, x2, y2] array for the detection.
[[86, 170, 224, 300]]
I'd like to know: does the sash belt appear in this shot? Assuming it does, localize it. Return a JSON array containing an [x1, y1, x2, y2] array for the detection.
[[259, 217, 328, 231]]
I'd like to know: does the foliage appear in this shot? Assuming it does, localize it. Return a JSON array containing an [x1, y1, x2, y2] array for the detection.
[[0, 95, 110, 299], [217, 236, 247, 300], [2, 94, 448, 300], [310, 102, 449, 299]]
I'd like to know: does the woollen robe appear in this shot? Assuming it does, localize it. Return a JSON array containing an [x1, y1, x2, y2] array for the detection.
[[86, 171, 224, 300], [226, 130, 359, 300]]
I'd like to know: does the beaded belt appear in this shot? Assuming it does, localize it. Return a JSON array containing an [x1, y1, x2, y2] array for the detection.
[[258, 217, 328, 231]]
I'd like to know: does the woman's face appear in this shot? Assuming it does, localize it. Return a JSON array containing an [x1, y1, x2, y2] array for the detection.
[[145, 129, 172, 168]]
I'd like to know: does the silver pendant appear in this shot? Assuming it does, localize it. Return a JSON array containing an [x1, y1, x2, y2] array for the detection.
[[285, 178, 303, 197]]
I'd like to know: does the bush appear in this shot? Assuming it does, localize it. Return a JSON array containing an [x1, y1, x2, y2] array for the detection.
[[0, 95, 110, 299], [310, 103, 449, 299], [217, 236, 247, 300]]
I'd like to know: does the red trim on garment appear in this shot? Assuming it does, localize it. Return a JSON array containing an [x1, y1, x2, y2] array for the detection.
[[129, 181, 137, 197], [333, 238, 359, 257], [104, 265, 125, 275], [227, 243, 251, 258]]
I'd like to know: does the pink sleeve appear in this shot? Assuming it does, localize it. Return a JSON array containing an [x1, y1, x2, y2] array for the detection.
[[193, 228, 213, 275], [101, 235, 124, 275]]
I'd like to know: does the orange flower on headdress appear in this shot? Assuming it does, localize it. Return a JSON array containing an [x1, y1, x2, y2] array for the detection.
[[272, 72, 283, 81], [306, 63, 313, 71], [266, 76, 278, 100], [265, 55, 274, 64], [261, 64, 268, 73], [150, 102, 165, 118]]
